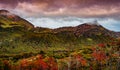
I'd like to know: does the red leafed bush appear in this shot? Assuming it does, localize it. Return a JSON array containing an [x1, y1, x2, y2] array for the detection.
[[74, 54, 82, 58], [111, 42, 117, 46], [75, 54, 87, 66], [45, 57, 58, 70], [91, 47, 96, 51], [20, 59, 29, 67], [34, 59, 48, 70], [36, 54, 43, 59], [80, 58, 87, 66], [98, 43, 105, 48], [92, 51, 107, 61], [3, 60, 11, 70]]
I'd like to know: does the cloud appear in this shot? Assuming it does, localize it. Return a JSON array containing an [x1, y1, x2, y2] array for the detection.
[[25, 17, 120, 31], [26, 17, 83, 28], [13, 2, 48, 17], [0, 0, 120, 18]]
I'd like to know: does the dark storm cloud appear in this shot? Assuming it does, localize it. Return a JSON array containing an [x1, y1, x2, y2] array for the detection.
[[0, 0, 120, 17], [0, 0, 120, 8]]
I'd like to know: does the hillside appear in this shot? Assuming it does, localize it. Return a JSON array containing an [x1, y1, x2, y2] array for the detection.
[[0, 10, 34, 30], [0, 10, 120, 54], [74, 23, 120, 38]]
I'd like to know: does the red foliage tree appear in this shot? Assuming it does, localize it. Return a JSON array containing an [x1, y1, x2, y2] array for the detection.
[[74, 54, 87, 66], [98, 43, 105, 48], [45, 57, 58, 70], [34, 58, 48, 70], [92, 51, 107, 61], [3, 60, 11, 70]]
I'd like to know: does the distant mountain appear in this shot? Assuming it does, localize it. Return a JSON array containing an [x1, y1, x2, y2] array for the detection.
[[74, 23, 120, 38], [0, 10, 119, 38], [0, 10, 34, 30], [51, 23, 120, 38]]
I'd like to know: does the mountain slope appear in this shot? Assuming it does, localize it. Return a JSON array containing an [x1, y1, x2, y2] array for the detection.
[[0, 10, 34, 30], [74, 23, 120, 38], [53, 27, 76, 33], [0, 10, 120, 54]]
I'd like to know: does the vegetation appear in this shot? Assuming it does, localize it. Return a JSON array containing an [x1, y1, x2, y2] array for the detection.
[[0, 10, 120, 70], [0, 40, 120, 70]]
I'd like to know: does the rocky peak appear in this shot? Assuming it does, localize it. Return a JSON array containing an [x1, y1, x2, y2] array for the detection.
[[0, 10, 13, 16], [74, 22, 107, 37], [0, 10, 9, 13], [0, 9, 34, 29]]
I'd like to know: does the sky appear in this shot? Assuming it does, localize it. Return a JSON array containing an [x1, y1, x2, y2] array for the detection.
[[0, 0, 120, 31]]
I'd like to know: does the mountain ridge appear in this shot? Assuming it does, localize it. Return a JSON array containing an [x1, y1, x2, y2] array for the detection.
[[0, 9, 119, 54], [0, 10, 34, 30], [51, 23, 120, 38]]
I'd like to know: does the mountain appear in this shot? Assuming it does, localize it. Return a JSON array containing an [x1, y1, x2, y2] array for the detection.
[[51, 23, 120, 38], [0, 10, 34, 30], [0, 10, 119, 38], [0, 10, 120, 54], [74, 23, 120, 38]]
